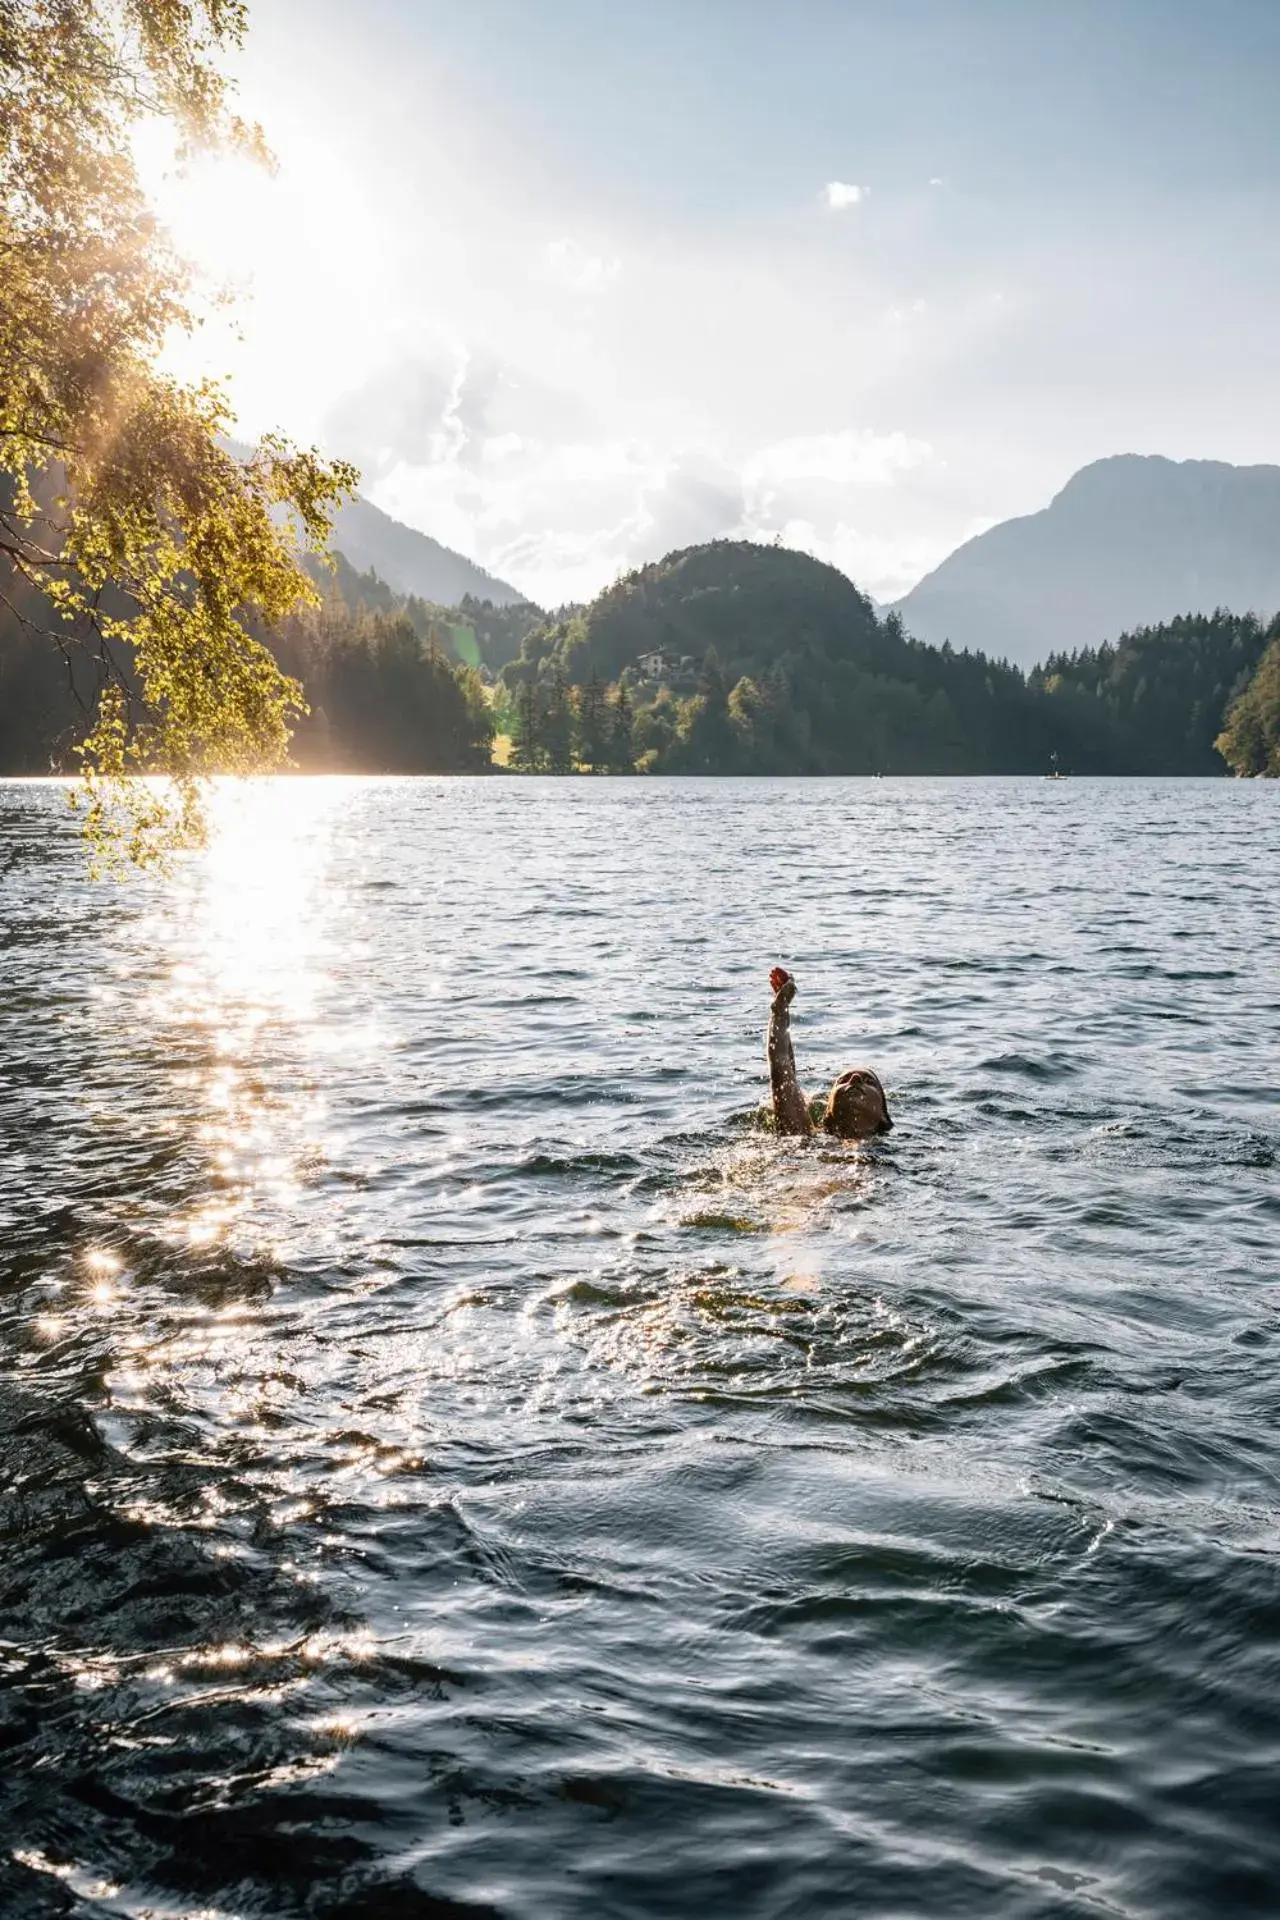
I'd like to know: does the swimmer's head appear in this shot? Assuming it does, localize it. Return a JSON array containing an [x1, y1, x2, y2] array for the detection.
[[821, 1068, 893, 1140]]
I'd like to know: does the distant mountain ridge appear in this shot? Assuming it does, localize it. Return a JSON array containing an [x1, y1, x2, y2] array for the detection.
[[327, 492, 525, 608], [225, 439, 525, 609], [892, 455, 1280, 666]]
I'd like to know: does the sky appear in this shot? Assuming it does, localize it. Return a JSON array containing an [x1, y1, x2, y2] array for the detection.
[[148, 0, 1280, 609]]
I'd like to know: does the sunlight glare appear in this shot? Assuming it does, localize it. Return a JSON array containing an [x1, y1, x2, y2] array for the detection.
[[133, 122, 384, 441], [143, 778, 348, 1256]]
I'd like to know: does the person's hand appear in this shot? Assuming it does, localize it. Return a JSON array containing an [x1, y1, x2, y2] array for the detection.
[[770, 966, 793, 995]]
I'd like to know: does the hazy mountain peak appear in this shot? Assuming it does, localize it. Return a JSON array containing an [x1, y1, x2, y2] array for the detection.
[[1052, 452, 1280, 506], [893, 455, 1280, 665], [327, 493, 524, 609], [223, 438, 524, 610]]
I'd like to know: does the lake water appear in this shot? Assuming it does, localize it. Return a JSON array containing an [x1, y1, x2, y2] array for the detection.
[[1, 776, 1277, 1920]]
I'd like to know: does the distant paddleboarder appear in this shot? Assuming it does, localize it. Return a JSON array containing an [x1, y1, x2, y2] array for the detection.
[[767, 967, 892, 1140]]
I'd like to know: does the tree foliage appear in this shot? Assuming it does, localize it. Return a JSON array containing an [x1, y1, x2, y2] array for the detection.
[[307, 552, 543, 671], [576, 670, 609, 772], [0, 572, 496, 775], [540, 670, 574, 773], [0, 0, 355, 857], [285, 610, 494, 773], [498, 544, 1278, 777], [1034, 611, 1272, 775], [503, 541, 1054, 774], [5, 521, 1277, 782], [1216, 633, 1280, 776]]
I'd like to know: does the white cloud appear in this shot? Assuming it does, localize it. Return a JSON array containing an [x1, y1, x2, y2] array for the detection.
[[823, 180, 868, 211], [737, 433, 946, 600], [361, 408, 945, 608], [541, 237, 622, 292], [743, 428, 936, 505], [301, 156, 993, 610], [827, 516, 1001, 602], [371, 434, 738, 609], [481, 431, 525, 464], [766, 521, 956, 601], [190, 3, 1280, 648]]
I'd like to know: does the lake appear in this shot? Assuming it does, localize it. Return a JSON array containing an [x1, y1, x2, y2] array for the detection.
[[1, 775, 1277, 1919]]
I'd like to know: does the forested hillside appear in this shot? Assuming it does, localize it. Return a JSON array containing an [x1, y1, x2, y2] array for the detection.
[[0, 558, 511, 775], [3, 537, 1275, 777], [501, 542, 1275, 776], [311, 552, 543, 669], [1031, 613, 1273, 776]]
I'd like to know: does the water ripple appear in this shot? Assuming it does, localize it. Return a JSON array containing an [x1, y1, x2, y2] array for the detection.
[[1, 775, 1278, 1918]]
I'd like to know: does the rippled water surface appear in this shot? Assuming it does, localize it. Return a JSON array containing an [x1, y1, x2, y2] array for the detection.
[[1, 776, 1278, 1919]]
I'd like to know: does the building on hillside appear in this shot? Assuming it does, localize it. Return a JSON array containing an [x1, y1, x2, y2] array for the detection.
[[635, 648, 699, 686]]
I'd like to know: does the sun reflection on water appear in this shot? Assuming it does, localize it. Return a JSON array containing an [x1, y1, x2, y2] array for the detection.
[[145, 778, 350, 1258], [192, 780, 343, 1012]]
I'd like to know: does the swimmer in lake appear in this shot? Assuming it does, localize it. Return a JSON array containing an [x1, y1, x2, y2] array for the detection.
[[767, 967, 892, 1139]]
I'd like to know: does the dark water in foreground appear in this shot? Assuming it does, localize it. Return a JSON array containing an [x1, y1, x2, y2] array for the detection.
[[1, 776, 1277, 1919]]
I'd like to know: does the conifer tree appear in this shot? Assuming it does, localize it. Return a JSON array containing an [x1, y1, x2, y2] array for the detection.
[[541, 670, 575, 772], [608, 680, 635, 772], [576, 671, 609, 771], [680, 646, 735, 770], [511, 677, 543, 771]]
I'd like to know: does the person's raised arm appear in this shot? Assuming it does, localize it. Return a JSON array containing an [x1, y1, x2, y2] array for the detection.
[[767, 967, 812, 1136]]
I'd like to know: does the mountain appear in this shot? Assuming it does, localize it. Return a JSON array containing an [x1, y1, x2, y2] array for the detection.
[[5, 522, 1269, 776], [520, 538, 888, 687], [500, 538, 1273, 777], [893, 456, 1280, 667], [224, 439, 524, 608], [327, 492, 524, 608], [502, 538, 1062, 774]]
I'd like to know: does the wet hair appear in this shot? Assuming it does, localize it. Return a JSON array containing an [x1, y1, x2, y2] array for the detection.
[[821, 1068, 893, 1140]]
